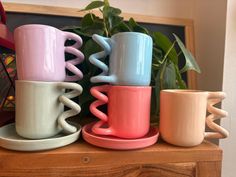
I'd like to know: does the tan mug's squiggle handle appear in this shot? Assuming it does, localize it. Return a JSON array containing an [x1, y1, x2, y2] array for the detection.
[[205, 92, 229, 139]]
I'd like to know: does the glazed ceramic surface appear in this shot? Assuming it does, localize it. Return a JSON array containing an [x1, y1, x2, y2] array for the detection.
[[160, 89, 229, 147], [14, 24, 84, 82], [15, 80, 82, 139], [90, 85, 151, 138], [0, 123, 81, 151], [82, 122, 159, 150], [89, 32, 153, 85]]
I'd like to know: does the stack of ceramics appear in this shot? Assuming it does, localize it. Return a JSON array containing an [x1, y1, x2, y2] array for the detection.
[[0, 24, 84, 151], [82, 32, 159, 150]]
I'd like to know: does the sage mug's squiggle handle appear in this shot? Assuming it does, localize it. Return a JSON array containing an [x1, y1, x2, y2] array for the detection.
[[89, 34, 117, 84], [57, 82, 83, 134], [204, 92, 229, 139]]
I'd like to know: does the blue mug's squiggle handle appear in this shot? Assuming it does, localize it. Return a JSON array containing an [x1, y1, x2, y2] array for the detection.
[[89, 34, 116, 84]]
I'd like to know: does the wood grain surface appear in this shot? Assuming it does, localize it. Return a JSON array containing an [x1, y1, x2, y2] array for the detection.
[[0, 141, 222, 177]]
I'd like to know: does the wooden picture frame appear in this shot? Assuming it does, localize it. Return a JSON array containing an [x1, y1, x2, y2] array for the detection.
[[2, 2, 197, 89]]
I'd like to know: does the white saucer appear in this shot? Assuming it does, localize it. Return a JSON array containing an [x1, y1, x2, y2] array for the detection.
[[0, 123, 81, 151]]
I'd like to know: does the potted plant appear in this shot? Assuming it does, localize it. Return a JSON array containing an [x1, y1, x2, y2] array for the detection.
[[63, 0, 201, 123]]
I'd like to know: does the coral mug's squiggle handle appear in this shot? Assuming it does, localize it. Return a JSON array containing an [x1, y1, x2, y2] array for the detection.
[[90, 85, 114, 135], [204, 92, 229, 139], [63, 32, 84, 82], [57, 82, 83, 134], [89, 34, 116, 84]]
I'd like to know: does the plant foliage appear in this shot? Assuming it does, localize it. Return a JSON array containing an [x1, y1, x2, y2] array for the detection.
[[62, 0, 201, 120]]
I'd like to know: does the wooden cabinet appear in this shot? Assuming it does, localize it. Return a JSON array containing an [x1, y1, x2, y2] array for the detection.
[[0, 140, 221, 177]]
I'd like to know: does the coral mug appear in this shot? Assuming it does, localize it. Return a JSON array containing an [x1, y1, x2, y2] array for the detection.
[[90, 85, 151, 138], [160, 89, 229, 147], [14, 24, 84, 82], [89, 32, 153, 86]]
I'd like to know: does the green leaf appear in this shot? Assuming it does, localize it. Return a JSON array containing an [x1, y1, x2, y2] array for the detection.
[[108, 15, 123, 29], [80, 13, 105, 36], [152, 32, 178, 65], [153, 61, 178, 116], [103, 5, 123, 35], [159, 60, 167, 90], [103, 6, 121, 17], [80, 1, 105, 11], [154, 64, 164, 116], [128, 18, 149, 34], [81, 13, 97, 29], [173, 34, 201, 73], [111, 22, 132, 34], [163, 62, 177, 89]]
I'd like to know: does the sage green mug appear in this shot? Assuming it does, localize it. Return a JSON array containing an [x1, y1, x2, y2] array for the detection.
[[15, 80, 83, 139]]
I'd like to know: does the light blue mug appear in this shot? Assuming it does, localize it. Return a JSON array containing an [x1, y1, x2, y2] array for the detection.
[[89, 32, 153, 85]]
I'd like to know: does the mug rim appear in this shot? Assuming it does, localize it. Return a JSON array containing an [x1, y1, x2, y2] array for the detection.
[[101, 84, 152, 90], [14, 24, 59, 33], [111, 31, 152, 40], [161, 89, 208, 94], [16, 80, 64, 85]]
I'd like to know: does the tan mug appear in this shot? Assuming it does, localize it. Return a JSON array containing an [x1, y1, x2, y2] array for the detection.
[[160, 89, 229, 147], [15, 80, 83, 139]]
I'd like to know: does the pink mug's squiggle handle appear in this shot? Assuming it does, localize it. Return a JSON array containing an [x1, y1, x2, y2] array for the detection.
[[90, 85, 114, 135], [64, 32, 84, 82], [205, 92, 229, 139]]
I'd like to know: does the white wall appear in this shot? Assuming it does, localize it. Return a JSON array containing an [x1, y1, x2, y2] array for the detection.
[[193, 0, 227, 91], [219, 0, 236, 177], [2, 0, 195, 18]]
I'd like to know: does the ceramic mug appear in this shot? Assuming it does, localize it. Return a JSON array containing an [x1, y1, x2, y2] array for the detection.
[[89, 32, 153, 86], [159, 89, 229, 147], [14, 24, 84, 82], [15, 80, 83, 139], [90, 85, 151, 138]]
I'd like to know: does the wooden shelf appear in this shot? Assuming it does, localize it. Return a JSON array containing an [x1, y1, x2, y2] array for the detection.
[[0, 140, 222, 177]]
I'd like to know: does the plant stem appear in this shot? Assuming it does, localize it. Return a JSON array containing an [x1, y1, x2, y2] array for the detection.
[[160, 41, 176, 64]]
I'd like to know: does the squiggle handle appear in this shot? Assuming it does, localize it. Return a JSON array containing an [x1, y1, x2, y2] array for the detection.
[[65, 47, 84, 81], [57, 82, 83, 134], [90, 85, 114, 136], [90, 85, 110, 122], [89, 34, 114, 83], [205, 92, 229, 139], [64, 32, 84, 82]]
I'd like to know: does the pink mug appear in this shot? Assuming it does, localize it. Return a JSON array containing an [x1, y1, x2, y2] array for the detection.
[[90, 85, 151, 138], [14, 24, 84, 82]]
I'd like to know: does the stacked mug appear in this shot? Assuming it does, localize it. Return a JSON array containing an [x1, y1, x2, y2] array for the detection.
[[14, 24, 84, 140], [88, 32, 153, 140]]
